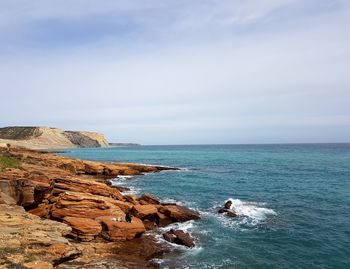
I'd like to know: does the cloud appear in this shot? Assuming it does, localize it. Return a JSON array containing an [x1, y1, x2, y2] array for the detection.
[[0, 0, 349, 144]]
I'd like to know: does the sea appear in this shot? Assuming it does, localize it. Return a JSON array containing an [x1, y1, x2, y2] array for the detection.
[[58, 144, 350, 269]]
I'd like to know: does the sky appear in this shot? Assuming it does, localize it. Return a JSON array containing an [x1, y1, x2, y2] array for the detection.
[[0, 0, 349, 144]]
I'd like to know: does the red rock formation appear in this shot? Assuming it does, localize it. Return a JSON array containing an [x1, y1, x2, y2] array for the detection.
[[163, 229, 195, 248], [131, 204, 158, 219], [157, 204, 200, 222], [64, 217, 102, 241], [97, 215, 146, 241], [0, 147, 199, 268]]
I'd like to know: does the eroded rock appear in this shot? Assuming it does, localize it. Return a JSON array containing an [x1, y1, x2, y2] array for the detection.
[[97, 215, 146, 241], [64, 217, 102, 242], [163, 229, 195, 248], [158, 205, 200, 222]]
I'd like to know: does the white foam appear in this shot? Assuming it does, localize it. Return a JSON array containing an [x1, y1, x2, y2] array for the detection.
[[117, 175, 134, 179], [226, 198, 276, 221], [149, 220, 203, 253], [159, 220, 196, 233], [160, 198, 183, 205], [120, 186, 140, 195]]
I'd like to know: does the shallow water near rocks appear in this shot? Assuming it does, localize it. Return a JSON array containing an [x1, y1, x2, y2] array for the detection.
[[59, 144, 350, 269]]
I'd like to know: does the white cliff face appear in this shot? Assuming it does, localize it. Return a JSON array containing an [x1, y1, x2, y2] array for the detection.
[[78, 131, 109, 147], [0, 127, 110, 149]]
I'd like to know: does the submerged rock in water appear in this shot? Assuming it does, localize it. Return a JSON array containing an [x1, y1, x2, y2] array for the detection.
[[218, 208, 237, 218], [163, 229, 195, 248]]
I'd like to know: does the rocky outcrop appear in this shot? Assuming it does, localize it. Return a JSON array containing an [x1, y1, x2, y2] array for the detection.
[[0, 126, 109, 149], [0, 147, 200, 268], [163, 229, 195, 248], [0, 202, 80, 268]]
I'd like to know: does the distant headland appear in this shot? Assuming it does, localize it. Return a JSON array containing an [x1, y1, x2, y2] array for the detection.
[[0, 126, 140, 149]]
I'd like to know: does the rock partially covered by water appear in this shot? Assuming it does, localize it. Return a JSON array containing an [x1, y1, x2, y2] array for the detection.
[[218, 200, 237, 218], [163, 229, 195, 248]]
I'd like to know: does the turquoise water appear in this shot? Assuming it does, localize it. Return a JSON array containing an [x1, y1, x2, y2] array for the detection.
[[59, 144, 350, 269]]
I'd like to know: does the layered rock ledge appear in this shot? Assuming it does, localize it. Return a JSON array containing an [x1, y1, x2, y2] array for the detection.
[[0, 146, 200, 269]]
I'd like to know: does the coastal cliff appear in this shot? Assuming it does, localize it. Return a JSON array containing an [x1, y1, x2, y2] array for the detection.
[[0, 127, 109, 149], [0, 146, 200, 268]]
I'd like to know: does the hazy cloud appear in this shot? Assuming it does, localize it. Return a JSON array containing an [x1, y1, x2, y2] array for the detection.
[[0, 0, 349, 144]]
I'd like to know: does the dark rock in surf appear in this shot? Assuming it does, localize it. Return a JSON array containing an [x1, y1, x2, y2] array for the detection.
[[224, 200, 232, 209], [163, 229, 195, 248], [218, 200, 237, 218], [218, 208, 237, 218]]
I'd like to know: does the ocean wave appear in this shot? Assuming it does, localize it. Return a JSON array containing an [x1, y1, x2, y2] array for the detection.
[[226, 198, 277, 221], [117, 175, 134, 179], [110, 176, 133, 186], [159, 197, 184, 205], [120, 186, 140, 195], [204, 198, 277, 230]]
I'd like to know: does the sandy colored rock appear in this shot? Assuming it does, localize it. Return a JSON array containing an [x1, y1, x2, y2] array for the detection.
[[64, 217, 102, 241], [54, 177, 124, 200], [24, 261, 54, 269], [0, 146, 193, 268], [131, 204, 158, 219], [0, 204, 79, 268], [158, 205, 200, 222], [0, 127, 109, 149], [97, 215, 146, 241], [156, 212, 173, 227], [139, 193, 160, 205], [51, 191, 125, 220], [28, 203, 51, 217]]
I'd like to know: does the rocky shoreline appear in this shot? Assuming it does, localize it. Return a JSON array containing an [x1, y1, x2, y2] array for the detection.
[[0, 146, 200, 269]]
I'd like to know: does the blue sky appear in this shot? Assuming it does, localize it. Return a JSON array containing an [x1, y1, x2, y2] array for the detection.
[[0, 0, 349, 144]]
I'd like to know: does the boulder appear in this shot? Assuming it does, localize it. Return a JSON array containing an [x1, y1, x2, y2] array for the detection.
[[139, 193, 160, 205], [158, 205, 200, 222], [64, 217, 102, 241], [124, 194, 139, 205], [130, 204, 158, 219], [97, 215, 146, 241], [163, 229, 195, 248], [156, 212, 173, 227], [83, 161, 105, 175]]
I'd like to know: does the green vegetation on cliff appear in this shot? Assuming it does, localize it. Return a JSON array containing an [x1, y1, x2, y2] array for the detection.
[[0, 156, 21, 171]]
